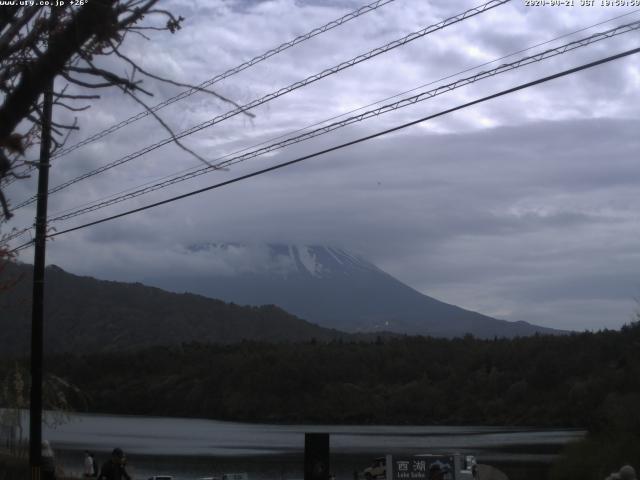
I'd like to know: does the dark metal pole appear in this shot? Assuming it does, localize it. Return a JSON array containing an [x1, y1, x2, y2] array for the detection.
[[29, 70, 54, 480]]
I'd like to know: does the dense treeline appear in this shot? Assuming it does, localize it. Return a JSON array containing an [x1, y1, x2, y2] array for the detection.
[[6, 322, 638, 429]]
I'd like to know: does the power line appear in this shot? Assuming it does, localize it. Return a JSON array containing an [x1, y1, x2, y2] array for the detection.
[[7, 7, 638, 194], [6, 10, 638, 241], [9, 45, 640, 253], [50, 0, 397, 160], [1, 226, 32, 243], [1, 0, 397, 186], [44, 20, 640, 223], [46, 8, 640, 220], [10, 0, 510, 212]]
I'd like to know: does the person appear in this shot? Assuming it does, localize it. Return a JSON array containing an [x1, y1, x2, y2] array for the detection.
[[84, 450, 94, 477], [471, 464, 509, 480], [90, 452, 99, 477], [98, 448, 131, 480], [606, 465, 637, 480], [428, 464, 444, 480], [41, 440, 56, 480], [620, 466, 637, 480]]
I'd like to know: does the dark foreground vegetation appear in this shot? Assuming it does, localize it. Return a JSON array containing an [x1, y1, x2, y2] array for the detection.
[[550, 432, 640, 480], [2, 322, 638, 428]]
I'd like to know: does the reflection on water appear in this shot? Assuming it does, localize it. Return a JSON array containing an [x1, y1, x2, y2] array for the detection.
[[40, 413, 584, 480]]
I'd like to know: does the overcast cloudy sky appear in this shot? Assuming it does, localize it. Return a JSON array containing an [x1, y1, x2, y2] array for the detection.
[[5, 0, 640, 331]]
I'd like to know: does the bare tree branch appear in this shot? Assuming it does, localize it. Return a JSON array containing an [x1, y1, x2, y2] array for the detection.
[[108, 40, 255, 118], [56, 102, 91, 112], [0, 1, 119, 139], [122, 88, 213, 167], [0, 1, 251, 222]]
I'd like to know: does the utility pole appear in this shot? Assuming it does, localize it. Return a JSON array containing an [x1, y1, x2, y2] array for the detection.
[[29, 45, 54, 480]]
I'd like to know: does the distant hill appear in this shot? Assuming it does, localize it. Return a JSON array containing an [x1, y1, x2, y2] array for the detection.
[[0, 262, 346, 356], [141, 243, 562, 338]]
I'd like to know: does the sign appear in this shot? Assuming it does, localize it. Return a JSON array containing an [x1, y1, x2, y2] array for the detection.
[[304, 432, 330, 480], [390, 456, 455, 480]]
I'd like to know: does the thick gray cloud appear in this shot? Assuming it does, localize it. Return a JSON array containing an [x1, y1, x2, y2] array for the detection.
[[4, 0, 640, 331]]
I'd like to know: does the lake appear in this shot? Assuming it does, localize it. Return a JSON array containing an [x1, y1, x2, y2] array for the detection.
[[37, 413, 584, 480]]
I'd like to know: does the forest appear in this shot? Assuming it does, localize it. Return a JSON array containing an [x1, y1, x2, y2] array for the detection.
[[1, 323, 637, 429]]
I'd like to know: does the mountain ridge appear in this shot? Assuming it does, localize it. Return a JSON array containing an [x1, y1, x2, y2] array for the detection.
[[0, 261, 352, 356], [141, 243, 562, 337]]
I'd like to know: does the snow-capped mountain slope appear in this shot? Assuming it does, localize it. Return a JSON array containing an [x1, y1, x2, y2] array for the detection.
[[143, 244, 560, 338], [185, 243, 380, 278]]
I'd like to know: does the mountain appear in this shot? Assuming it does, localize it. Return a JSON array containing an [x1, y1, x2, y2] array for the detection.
[[0, 262, 347, 356], [140, 243, 561, 338]]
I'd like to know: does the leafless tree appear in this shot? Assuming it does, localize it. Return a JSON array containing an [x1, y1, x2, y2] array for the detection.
[[0, 0, 250, 222], [0, 362, 87, 456], [0, 236, 18, 291]]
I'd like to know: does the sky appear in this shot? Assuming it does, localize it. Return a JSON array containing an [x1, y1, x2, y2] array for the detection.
[[4, 0, 640, 331]]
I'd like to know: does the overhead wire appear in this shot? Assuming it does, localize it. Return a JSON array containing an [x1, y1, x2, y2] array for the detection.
[[43, 20, 640, 223], [9, 0, 511, 212], [50, 0, 397, 160], [9, 45, 640, 254], [6, 14, 640, 238], [1, 0, 398, 186], [6, 6, 639, 248], [1, 226, 32, 243], [45, 8, 640, 220]]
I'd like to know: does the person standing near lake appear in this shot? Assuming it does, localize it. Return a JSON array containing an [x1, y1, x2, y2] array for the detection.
[[41, 440, 57, 480], [620, 465, 638, 480], [606, 465, 637, 480], [84, 450, 94, 477], [91, 453, 99, 477], [98, 448, 131, 480]]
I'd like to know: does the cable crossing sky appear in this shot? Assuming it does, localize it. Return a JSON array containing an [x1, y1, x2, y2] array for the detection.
[[50, 0, 397, 160], [42, 20, 640, 223], [4, 15, 639, 246], [47, 7, 636, 220], [10, 0, 510, 212], [27, 7, 635, 230], [1, 0, 398, 186], [8, 45, 640, 254]]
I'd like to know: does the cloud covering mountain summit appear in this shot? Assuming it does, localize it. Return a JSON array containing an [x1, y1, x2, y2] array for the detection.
[[142, 243, 561, 338]]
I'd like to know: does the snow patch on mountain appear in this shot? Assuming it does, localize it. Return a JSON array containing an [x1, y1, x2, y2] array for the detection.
[[296, 245, 325, 278], [182, 243, 378, 278], [136, 242, 561, 338], [326, 247, 344, 266]]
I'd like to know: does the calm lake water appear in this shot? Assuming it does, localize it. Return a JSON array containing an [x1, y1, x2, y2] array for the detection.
[[38, 413, 584, 480]]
